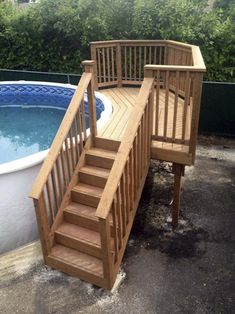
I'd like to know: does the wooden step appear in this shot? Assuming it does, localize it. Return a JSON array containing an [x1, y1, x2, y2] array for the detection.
[[94, 137, 120, 152], [79, 165, 110, 188], [86, 148, 116, 169], [64, 202, 98, 231], [47, 245, 104, 287], [63, 202, 113, 233], [55, 223, 102, 258], [71, 183, 103, 207]]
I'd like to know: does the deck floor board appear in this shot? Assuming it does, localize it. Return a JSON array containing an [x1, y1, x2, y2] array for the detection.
[[98, 87, 191, 153]]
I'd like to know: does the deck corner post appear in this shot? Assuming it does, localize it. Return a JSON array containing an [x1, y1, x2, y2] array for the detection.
[[33, 196, 51, 262], [172, 163, 185, 228], [189, 72, 204, 163], [90, 45, 99, 90], [99, 217, 114, 289], [82, 60, 97, 141], [116, 42, 122, 87]]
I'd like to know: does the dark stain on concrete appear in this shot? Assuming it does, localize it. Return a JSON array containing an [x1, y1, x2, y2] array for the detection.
[[127, 160, 209, 259]]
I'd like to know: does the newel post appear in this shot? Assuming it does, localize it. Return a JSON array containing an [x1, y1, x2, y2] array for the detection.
[[33, 196, 51, 262], [116, 42, 122, 87], [82, 60, 97, 142]]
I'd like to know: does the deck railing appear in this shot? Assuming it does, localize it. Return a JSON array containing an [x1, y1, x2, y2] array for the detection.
[[91, 40, 205, 164], [90, 40, 203, 89], [95, 76, 154, 288], [29, 61, 97, 259]]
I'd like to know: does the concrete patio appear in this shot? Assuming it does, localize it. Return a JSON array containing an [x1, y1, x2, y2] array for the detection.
[[0, 136, 234, 314]]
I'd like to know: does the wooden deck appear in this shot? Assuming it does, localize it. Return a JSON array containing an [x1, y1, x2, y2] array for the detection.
[[98, 87, 191, 156], [30, 41, 205, 290], [98, 87, 140, 140]]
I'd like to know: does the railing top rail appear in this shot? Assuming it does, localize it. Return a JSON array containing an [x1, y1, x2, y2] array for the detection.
[[90, 39, 192, 48], [95, 77, 154, 220], [29, 71, 92, 200], [145, 64, 206, 72]]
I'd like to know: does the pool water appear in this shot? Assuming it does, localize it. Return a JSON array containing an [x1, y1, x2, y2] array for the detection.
[[0, 106, 66, 164], [0, 83, 106, 165]]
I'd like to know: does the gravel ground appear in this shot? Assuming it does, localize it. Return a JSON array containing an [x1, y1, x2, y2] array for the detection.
[[0, 136, 234, 314]]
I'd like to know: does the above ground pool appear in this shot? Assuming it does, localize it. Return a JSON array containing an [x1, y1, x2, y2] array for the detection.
[[0, 82, 111, 173], [0, 81, 112, 254]]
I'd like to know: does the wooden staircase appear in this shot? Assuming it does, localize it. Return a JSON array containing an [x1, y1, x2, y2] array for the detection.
[[30, 41, 205, 290], [47, 141, 119, 288]]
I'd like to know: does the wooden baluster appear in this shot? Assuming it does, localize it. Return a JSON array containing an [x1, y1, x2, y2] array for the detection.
[[130, 147, 135, 210], [111, 47, 115, 81], [144, 46, 147, 65], [125, 161, 130, 224], [55, 158, 63, 202], [138, 125, 142, 181], [117, 186, 123, 248], [140, 116, 144, 178], [97, 48, 102, 83], [124, 46, 127, 80], [182, 71, 191, 141], [120, 175, 127, 236], [134, 46, 137, 81], [159, 46, 162, 64], [76, 110, 83, 152], [149, 46, 152, 64], [69, 129, 75, 169], [139, 46, 142, 80], [144, 105, 148, 168], [81, 96, 87, 142], [133, 138, 138, 197], [102, 48, 106, 82], [129, 46, 132, 80], [51, 165, 59, 212], [72, 119, 79, 164], [164, 70, 170, 139], [60, 147, 68, 188], [112, 202, 119, 262], [46, 179, 55, 222], [107, 47, 110, 82], [172, 71, 180, 141], [155, 70, 160, 136], [65, 137, 72, 178], [154, 46, 157, 64]]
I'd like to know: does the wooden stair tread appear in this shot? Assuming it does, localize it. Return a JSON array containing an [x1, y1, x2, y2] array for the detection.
[[87, 147, 117, 159], [80, 165, 110, 178], [65, 202, 97, 219], [56, 222, 101, 247], [72, 183, 103, 197], [49, 244, 103, 277]]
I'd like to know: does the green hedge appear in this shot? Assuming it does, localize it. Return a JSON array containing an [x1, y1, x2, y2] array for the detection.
[[0, 0, 234, 81]]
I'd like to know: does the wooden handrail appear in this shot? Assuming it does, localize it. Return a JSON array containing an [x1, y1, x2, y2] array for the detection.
[[144, 64, 206, 72], [95, 77, 154, 219], [29, 71, 92, 200]]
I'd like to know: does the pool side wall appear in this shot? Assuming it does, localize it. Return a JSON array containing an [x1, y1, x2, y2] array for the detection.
[[0, 164, 40, 254]]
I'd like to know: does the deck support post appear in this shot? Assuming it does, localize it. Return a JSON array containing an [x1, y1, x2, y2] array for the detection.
[[172, 163, 185, 228]]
